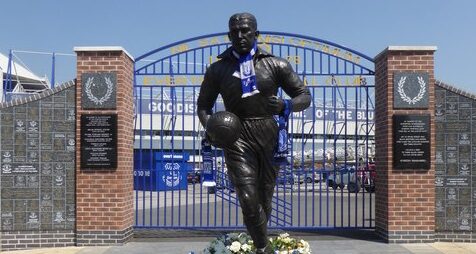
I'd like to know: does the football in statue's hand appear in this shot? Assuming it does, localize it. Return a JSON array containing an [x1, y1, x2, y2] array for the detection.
[[206, 111, 242, 148]]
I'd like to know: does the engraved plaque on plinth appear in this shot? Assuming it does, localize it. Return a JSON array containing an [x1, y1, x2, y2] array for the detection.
[[393, 114, 430, 169], [80, 114, 117, 169]]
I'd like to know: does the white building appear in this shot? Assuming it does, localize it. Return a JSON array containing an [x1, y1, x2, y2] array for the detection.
[[0, 52, 49, 102]]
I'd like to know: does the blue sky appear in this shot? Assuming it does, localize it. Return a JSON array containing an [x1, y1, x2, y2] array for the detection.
[[1, 0, 475, 92]]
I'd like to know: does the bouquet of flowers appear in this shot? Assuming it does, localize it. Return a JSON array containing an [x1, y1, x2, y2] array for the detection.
[[203, 232, 255, 254], [269, 233, 311, 254], [203, 232, 311, 254]]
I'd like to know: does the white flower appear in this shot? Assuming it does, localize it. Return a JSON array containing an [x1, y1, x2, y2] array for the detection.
[[241, 243, 251, 251], [229, 241, 241, 252], [279, 233, 290, 239], [282, 237, 292, 244], [298, 239, 311, 254]]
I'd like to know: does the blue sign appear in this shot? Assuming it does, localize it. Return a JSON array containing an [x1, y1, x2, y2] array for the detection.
[[133, 151, 189, 191], [156, 160, 188, 191]]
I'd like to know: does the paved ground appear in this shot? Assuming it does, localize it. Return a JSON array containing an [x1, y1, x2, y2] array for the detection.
[[2, 237, 476, 254]]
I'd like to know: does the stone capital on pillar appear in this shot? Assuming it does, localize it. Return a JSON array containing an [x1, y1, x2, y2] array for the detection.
[[74, 46, 134, 245], [374, 46, 437, 243]]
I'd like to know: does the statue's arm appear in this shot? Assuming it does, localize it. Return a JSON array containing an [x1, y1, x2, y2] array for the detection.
[[197, 67, 219, 128], [279, 60, 311, 112]]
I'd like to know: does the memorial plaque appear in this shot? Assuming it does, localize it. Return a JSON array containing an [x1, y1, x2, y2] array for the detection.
[[435, 150, 444, 164], [435, 105, 445, 121], [13, 164, 38, 173], [66, 109, 75, 121], [394, 72, 429, 109], [2, 212, 13, 230], [446, 177, 470, 187], [435, 176, 444, 187], [460, 188, 471, 205], [81, 72, 117, 109], [80, 114, 117, 169], [393, 114, 430, 169], [435, 164, 445, 175], [445, 121, 471, 133]]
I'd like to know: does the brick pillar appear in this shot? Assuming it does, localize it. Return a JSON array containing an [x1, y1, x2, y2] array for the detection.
[[74, 47, 134, 245], [374, 46, 437, 243]]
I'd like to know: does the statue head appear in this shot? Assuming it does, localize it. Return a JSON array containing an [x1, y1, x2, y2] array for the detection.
[[228, 12, 259, 55]]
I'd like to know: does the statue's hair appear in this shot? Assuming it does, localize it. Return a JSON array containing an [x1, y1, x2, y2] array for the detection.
[[228, 13, 257, 30]]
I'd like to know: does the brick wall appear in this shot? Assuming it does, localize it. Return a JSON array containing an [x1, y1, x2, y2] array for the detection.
[[75, 47, 134, 245], [374, 47, 436, 243]]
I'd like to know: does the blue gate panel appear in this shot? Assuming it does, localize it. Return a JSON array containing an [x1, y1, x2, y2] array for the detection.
[[133, 31, 376, 230]]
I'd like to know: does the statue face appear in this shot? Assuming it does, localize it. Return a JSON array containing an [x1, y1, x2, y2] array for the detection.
[[228, 18, 258, 55]]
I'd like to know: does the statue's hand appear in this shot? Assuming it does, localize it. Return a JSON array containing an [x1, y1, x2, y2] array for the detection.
[[205, 131, 215, 145], [267, 95, 285, 114]]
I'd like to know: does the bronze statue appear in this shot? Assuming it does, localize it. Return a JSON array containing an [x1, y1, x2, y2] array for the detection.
[[197, 13, 311, 253]]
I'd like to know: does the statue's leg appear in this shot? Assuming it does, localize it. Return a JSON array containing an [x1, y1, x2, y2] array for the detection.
[[224, 118, 279, 251], [234, 184, 269, 249], [259, 182, 276, 221]]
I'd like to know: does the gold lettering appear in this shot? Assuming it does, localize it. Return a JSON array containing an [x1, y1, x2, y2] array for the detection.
[[259, 35, 285, 44], [190, 76, 203, 84], [303, 76, 318, 85], [331, 48, 341, 56], [261, 43, 272, 52], [345, 77, 351, 85], [210, 37, 220, 45], [313, 42, 323, 51], [353, 56, 361, 64], [335, 77, 341, 85], [143, 76, 151, 85], [175, 76, 187, 85], [171, 43, 190, 54], [257, 34, 266, 43], [288, 38, 299, 46], [199, 39, 209, 47], [299, 39, 309, 48], [321, 45, 330, 54], [272, 36, 284, 44], [344, 52, 353, 62]]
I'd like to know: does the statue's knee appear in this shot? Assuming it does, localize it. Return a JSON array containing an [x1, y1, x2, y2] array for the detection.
[[239, 192, 257, 215]]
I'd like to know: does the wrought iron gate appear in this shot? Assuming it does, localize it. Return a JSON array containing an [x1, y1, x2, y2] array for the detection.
[[133, 32, 375, 230]]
